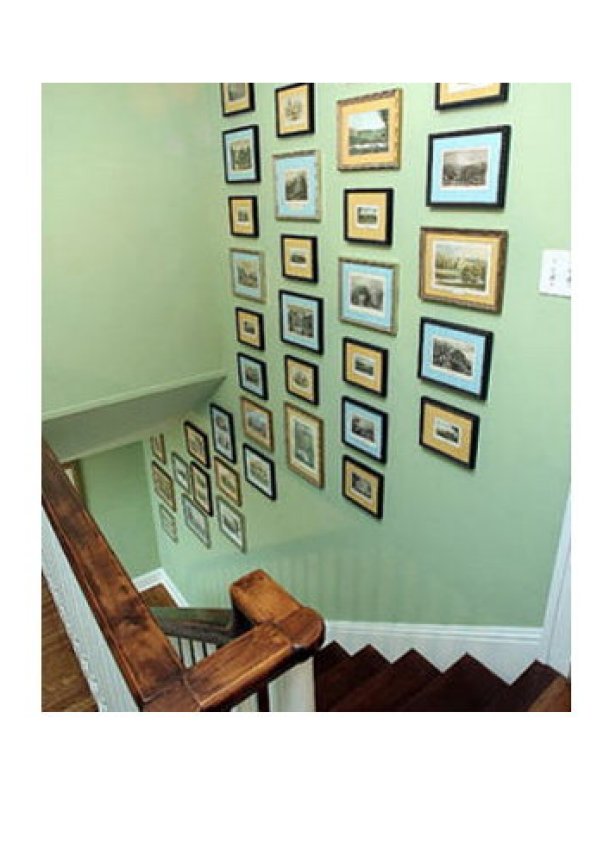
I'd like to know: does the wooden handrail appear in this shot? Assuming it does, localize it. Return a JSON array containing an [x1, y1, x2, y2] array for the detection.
[[42, 440, 325, 711]]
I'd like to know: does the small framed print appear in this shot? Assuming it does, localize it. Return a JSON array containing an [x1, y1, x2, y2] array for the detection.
[[419, 227, 508, 313], [210, 404, 237, 463], [223, 125, 260, 184], [284, 402, 324, 488], [228, 196, 259, 238], [344, 188, 394, 246], [273, 150, 321, 221], [337, 88, 402, 171], [279, 290, 324, 354], [230, 249, 266, 303], [342, 337, 388, 398], [159, 504, 178, 543], [427, 125, 511, 208], [339, 258, 398, 334], [341, 397, 388, 463], [184, 420, 209, 467], [190, 462, 213, 515], [220, 83, 255, 116], [150, 433, 166, 464], [171, 452, 191, 493], [243, 444, 277, 500], [435, 83, 509, 110], [214, 457, 242, 506], [284, 355, 319, 405], [151, 461, 176, 511], [342, 456, 384, 520], [275, 83, 315, 137], [182, 494, 211, 548], [235, 307, 265, 351], [237, 352, 268, 400], [418, 317, 494, 400], [217, 496, 246, 552], [240, 396, 274, 452], [281, 234, 318, 283], [420, 396, 480, 470]]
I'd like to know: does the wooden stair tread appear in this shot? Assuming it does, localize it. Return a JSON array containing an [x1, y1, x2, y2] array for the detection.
[[313, 641, 349, 679], [484, 661, 561, 711], [395, 653, 507, 712], [330, 649, 440, 712], [316, 645, 389, 712], [528, 676, 571, 711]]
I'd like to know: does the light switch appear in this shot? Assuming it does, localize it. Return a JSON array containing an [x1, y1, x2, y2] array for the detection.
[[539, 249, 571, 298]]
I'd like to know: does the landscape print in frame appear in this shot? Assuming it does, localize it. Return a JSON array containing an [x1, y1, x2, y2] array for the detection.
[[275, 83, 315, 137], [220, 83, 255, 116], [418, 317, 493, 400], [339, 258, 398, 334], [223, 125, 260, 183], [419, 396, 480, 470], [273, 150, 321, 221], [337, 89, 402, 170]]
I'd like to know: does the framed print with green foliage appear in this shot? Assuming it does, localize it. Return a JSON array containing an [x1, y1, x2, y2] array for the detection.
[[344, 188, 394, 245], [419, 227, 507, 313], [217, 496, 246, 552], [435, 84, 509, 110], [418, 317, 494, 400], [230, 248, 266, 303], [339, 258, 398, 334], [171, 452, 191, 494], [228, 196, 259, 238], [342, 455, 384, 520], [237, 352, 268, 400], [337, 88, 402, 170], [284, 402, 324, 488], [342, 337, 388, 397], [275, 83, 315, 137], [220, 83, 255, 116], [281, 234, 318, 282], [159, 504, 178, 543], [235, 307, 265, 351], [243, 444, 277, 500], [240, 397, 274, 452], [341, 397, 388, 463], [182, 494, 211, 548], [190, 462, 212, 515], [214, 457, 242, 507], [419, 396, 480, 469], [184, 421, 209, 467], [151, 462, 176, 511], [150, 433, 167, 464], [279, 290, 324, 354], [223, 125, 260, 184], [210, 404, 237, 463], [284, 355, 319, 405], [273, 150, 321, 221]]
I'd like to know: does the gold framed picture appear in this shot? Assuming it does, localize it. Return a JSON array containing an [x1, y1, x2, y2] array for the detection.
[[342, 337, 388, 397], [342, 455, 384, 519], [151, 461, 176, 511], [275, 83, 315, 137], [337, 88, 402, 170], [344, 188, 394, 245], [435, 83, 509, 110], [228, 196, 259, 237], [284, 402, 324, 488], [214, 457, 242, 506], [240, 396, 274, 452], [419, 397, 480, 469], [184, 421, 209, 467], [284, 355, 319, 405], [235, 307, 265, 350], [281, 234, 318, 282], [220, 83, 255, 116], [149, 434, 166, 464]]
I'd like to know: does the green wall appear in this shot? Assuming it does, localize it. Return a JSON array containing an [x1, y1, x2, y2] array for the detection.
[[143, 83, 570, 628]]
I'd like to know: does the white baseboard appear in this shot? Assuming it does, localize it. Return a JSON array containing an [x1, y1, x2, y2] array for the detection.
[[133, 568, 189, 607]]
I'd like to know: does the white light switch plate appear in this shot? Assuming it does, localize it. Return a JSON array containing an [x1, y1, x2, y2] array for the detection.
[[539, 249, 571, 298]]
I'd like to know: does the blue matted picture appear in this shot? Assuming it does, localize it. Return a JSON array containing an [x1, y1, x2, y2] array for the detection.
[[427, 125, 511, 208], [230, 248, 266, 303], [339, 257, 398, 334], [223, 125, 260, 183], [273, 150, 321, 221], [279, 290, 324, 354], [418, 317, 493, 400], [341, 397, 388, 463]]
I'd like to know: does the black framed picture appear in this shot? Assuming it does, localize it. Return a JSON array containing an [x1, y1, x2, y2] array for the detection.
[[220, 83, 255, 116], [184, 421, 209, 467], [419, 396, 480, 469], [435, 83, 509, 110], [235, 307, 266, 351], [171, 452, 191, 493], [279, 290, 324, 354], [210, 404, 237, 463], [243, 444, 277, 500], [190, 461, 213, 516], [237, 353, 268, 400], [342, 455, 384, 520], [228, 196, 259, 237], [284, 355, 320, 405], [281, 234, 318, 282], [341, 396, 388, 463], [240, 396, 275, 452], [418, 317, 494, 400], [223, 125, 260, 183], [342, 337, 389, 398], [343, 188, 394, 246], [275, 83, 315, 137]]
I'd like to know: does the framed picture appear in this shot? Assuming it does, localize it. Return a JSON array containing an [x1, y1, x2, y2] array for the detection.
[[171, 452, 191, 493], [342, 337, 388, 398], [419, 227, 508, 313], [190, 461, 212, 516], [243, 444, 277, 500], [235, 307, 265, 351], [343, 188, 394, 246], [150, 433, 166, 464], [220, 83, 255, 116], [284, 355, 319, 405], [214, 457, 242, 507], [230, 248, 266, 303], [341, 397, 388, 463], [182, 494, 211, 548], [435, 83, 509, 110], [284, 402, 324, 488], [273, 150, 321, 221], [151, 461, 176, 511], [419, 396, 480, 470], [337, 88, 402, 170], [279, 290, 324, 354], [418, 317, 494, 400], [342, 456, 384, 520], [217, 496, 246, 552], [426, 125, 511, 208], [159, 504, 178, 543], [223, 125, 260, 184], [339, 258, 398, 334], [275, 83, 315, 137], [210, 404, 237, 463], [237, 352, 268, 399], [228, 196, 259, 238], [281, 234, 318, 283], [240, 396, 274, 452], [183, 421, 209, 467]]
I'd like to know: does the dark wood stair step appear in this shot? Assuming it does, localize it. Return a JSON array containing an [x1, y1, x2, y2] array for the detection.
[[484, 661, 561, 711], [313, 641, 350, 679], [316, 645, 389, 712], [330, 649, 440, 712], [394, 653, 507, 712]]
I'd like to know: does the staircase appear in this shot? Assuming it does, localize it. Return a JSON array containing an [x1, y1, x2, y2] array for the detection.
[[314, 642, 570, 712]]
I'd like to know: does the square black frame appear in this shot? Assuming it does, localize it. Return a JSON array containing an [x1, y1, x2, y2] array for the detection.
[[237, 352, 268, 400], [280, 234, 319, 283], [222, 125, 261, 184], [209, 403, 237, 464], [343, 188, 394, 246], [228, 195, 259, 238], [190, 461, 213, 516], [342, 336, 389, 398], [419, 396, 480, 470], [279, 290, 324, 354], [235, 307, 266, 351], [341, 396, 389, 464], [342, 455, 385, 520], [284, 354, 320, 405], [418, 317, 494, 401], [220, 83, 255, 116], [435, 83, 509, 110], [275, 83, 315, 137], [242, 444, 277, 500], [183, 420, 210, 468]]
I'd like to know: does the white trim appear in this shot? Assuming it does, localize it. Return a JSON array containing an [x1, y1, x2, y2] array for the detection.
[[133, 568, 189, 607], [539, 490, 571, 675]]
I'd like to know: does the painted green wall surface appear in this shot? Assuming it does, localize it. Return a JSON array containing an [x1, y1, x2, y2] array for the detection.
[[140, 83, 570, 628], [80, 441, 160, 578]]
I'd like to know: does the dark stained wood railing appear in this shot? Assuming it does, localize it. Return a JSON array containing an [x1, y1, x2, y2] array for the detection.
[[42, 440, 325, 711]]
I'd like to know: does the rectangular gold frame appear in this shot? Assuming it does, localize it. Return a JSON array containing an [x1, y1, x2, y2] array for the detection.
[[240, 396, 275, 452], [214, 457, 242, 507], [284, 402, 324, 488], [337, 89, 402, 170]]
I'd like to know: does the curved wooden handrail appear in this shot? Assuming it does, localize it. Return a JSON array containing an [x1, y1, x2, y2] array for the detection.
[[42, 440, 325, 711]]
